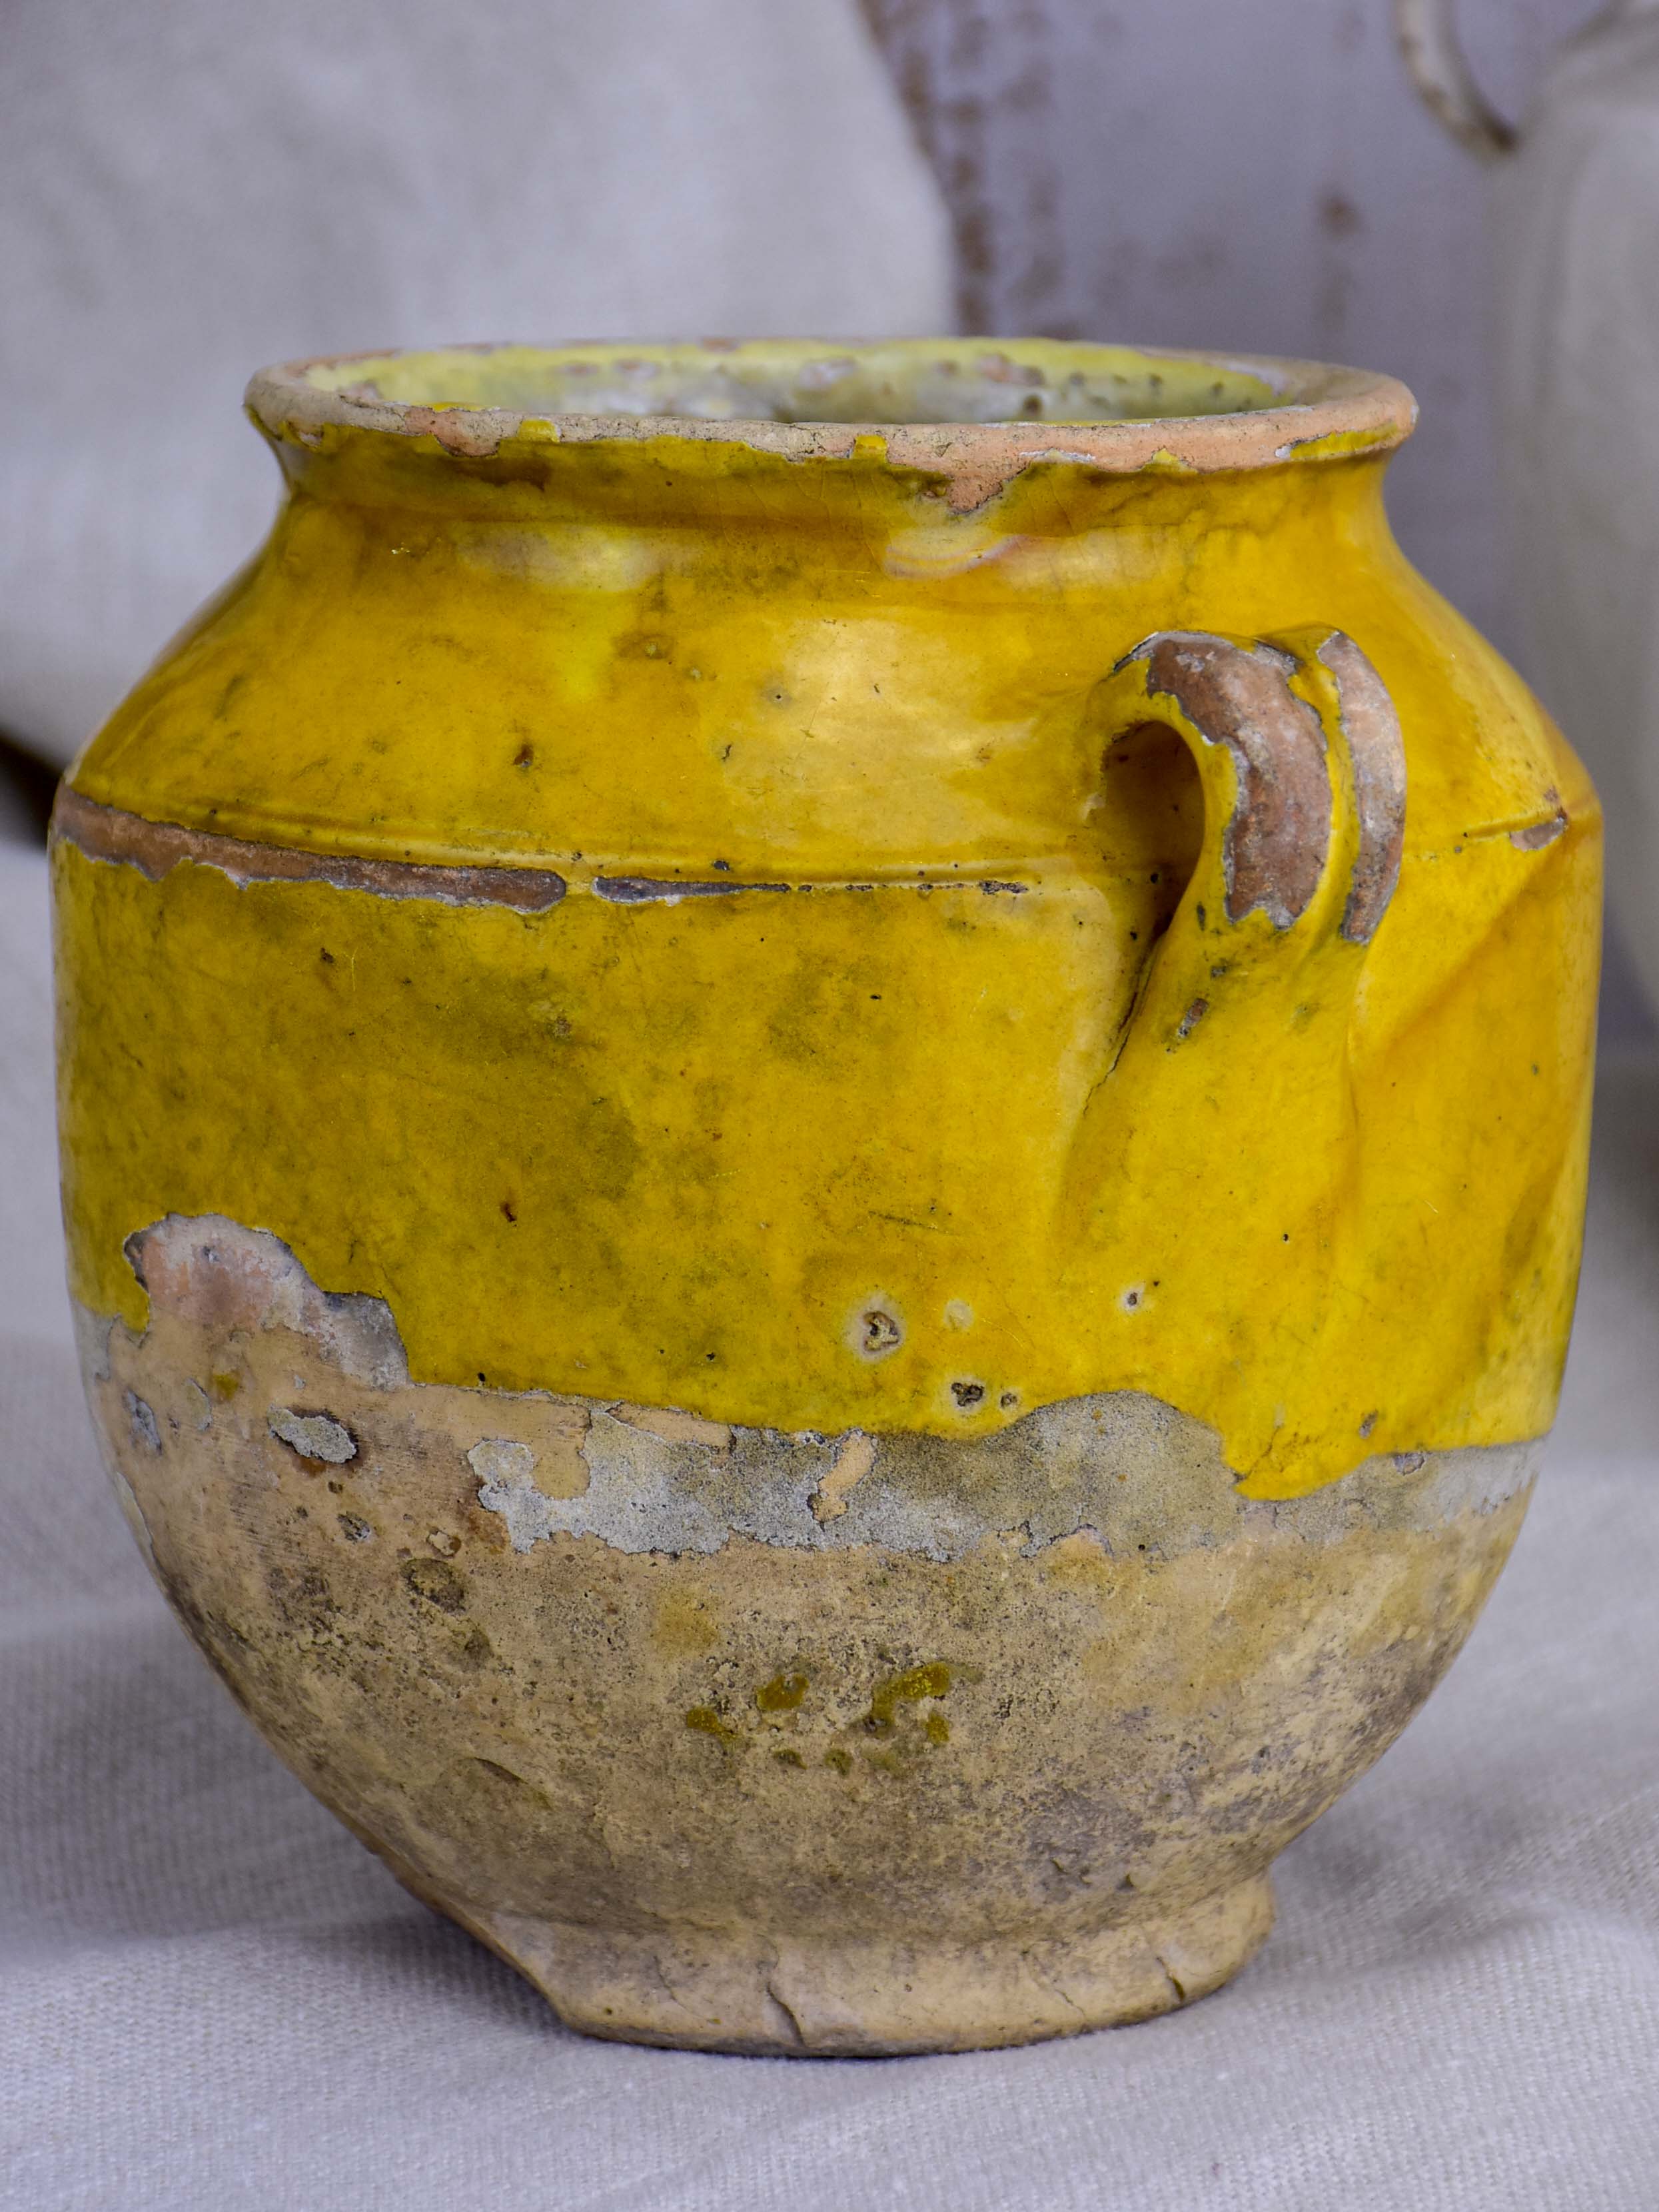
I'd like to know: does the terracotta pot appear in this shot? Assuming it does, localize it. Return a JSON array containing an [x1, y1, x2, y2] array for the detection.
[[52, 340, 1600, 2054]]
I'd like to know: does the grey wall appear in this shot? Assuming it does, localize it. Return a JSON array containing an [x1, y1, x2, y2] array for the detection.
[[864, 0, 1600, 655]]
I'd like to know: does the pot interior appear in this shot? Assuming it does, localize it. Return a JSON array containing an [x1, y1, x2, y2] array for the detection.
[[296, 337, 1301, 428]]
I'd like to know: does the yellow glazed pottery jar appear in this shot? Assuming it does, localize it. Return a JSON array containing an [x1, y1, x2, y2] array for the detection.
[[53, 339, 1600, 2055]]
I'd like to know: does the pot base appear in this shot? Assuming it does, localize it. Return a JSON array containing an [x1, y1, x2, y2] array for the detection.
[[438, 1873, 1276, 2055], [78, 1219, 1539, 2062]]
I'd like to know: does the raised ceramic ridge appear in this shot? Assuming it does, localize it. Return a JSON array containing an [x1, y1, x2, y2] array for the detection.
[[51, 787, 1043, 899], [51, 786, 569, 910], [245, 338, 1417, 500]]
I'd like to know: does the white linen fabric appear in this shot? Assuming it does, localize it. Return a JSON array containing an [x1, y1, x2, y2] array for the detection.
[[2, 839, 1656, 2211], [0, 0, 953, 768]]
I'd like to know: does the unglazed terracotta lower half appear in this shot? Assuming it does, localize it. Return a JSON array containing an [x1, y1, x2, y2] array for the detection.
[[86, 1215, 1534, 2055]]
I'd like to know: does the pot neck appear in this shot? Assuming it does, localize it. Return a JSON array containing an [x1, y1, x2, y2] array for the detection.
[[248, 340, 1415, 528]]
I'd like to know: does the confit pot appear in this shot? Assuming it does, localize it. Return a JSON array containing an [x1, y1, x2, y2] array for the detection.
[[52, 338, 1600, 2055]]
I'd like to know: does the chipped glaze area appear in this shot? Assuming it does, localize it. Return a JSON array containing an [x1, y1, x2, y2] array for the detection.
[[113, 1215, 1539, 1564], [76, 1215, 1536, 2051]]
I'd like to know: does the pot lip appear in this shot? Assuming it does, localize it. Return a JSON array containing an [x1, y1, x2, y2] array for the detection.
[[246, 338, 1416, 493]]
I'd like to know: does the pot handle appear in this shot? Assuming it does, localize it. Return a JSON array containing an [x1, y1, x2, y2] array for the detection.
[[1394, 0, 1518, 161], [1397, 0, 1655, 158], [1093, 628, 1405, 1058]]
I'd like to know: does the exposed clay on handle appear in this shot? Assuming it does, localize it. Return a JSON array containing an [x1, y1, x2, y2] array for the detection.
[[1317, 631, 1407, 943], [1123, 634, 1333, 929]]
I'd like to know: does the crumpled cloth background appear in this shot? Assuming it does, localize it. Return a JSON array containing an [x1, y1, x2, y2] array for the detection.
[[3, 839, 1656, 2210]]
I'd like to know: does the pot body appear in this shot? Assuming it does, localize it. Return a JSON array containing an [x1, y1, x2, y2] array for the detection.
[[53, 340, 1599, 2052]]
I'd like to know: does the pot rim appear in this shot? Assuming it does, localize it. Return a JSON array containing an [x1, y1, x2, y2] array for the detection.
[[246, 338, 1416, 489]]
